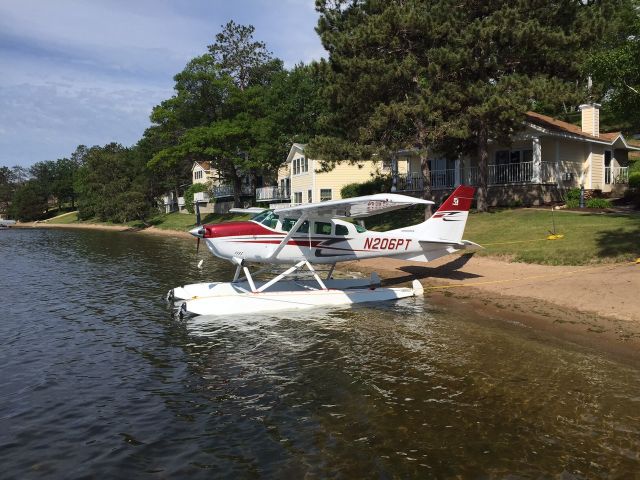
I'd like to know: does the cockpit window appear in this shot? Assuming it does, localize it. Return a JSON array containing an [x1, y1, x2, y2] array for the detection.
[[252, 210, 279, 229], [355, 224, 367, 233]]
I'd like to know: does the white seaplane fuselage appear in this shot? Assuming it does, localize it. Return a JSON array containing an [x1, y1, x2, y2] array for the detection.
[[200, 212, 468, 266], [171, 187, 478, 318]]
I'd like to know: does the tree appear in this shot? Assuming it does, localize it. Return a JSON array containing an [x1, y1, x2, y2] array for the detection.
[[148, 23, 287, 207], [313, 0, 621, 211], [10, 180, 47, 221], [587, 3, 640, 132], [75, 143, 154, 223]]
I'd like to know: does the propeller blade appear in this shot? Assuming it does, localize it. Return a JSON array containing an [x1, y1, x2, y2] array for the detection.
[[195, 201, 202, 226], [196, 237, 200, 254]]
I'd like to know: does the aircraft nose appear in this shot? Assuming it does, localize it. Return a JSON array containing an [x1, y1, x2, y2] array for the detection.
[[189, 226, 206, 238]]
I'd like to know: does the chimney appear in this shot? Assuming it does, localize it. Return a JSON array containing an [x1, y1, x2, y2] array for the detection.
[[579, 103, 601, 137]]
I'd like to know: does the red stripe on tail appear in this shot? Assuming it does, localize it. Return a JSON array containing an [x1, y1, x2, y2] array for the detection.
[[436, 185, 475, 212]]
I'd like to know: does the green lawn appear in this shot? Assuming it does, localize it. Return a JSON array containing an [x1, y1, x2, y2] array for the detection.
[[464, 209, 640, 265], [366, 207, 640, 265]]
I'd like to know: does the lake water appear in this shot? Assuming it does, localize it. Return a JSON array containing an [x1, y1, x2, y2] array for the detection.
[[1, 228, 639, 479]]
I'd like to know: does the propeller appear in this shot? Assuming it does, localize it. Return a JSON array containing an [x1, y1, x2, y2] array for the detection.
[[195, 201, 202, 254]]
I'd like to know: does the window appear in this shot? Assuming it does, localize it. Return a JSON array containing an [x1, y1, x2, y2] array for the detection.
[[252, 210, 279, 229], [296, 220, 309, 234], [320, 189, 332, 202], [307, 189, 312, 203], [194, 170, 203, 180], [282, 218, 297, 232], [335, 224, 349, 236], [355, 224, 367, 233], [314, 221, 332, 235], [294, 192, 302, 204], [292, 156, 308, 175]]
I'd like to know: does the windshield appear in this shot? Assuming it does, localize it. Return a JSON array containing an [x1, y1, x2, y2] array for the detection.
[[252, 210, 279, 229]]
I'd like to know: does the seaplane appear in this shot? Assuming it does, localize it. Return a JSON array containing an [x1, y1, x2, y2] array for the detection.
[[169, 185, 479, 317]]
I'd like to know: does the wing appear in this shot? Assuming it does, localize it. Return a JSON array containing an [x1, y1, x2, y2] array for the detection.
[[274, 193, 434, 219]]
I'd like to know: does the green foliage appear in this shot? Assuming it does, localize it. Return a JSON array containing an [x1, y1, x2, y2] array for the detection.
[[587, 7, 640, 132], [340, 175, 391, 198], [586, 198, 612, 209], [75, 143, 154, 223], [566, 188, 582, 201], [629, 171, 640, 189], [10, 181, 48, 221], [314, 0, 626, 210], [184, 183, 209, 213], [566, 199, 580, 209]]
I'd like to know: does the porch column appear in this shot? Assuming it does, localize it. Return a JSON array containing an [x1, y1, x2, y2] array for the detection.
[[391, 154, 397, 192], [532, 136, 542, 184], [555, 139, 561, 187], [454, 158, 461, 186]]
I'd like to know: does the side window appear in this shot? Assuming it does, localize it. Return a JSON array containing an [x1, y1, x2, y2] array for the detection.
[[314, 221, 332, 235], [355, 224, 367, 233], [296, 220, 309, 234], [282, 218, 297, 232], [335, 224, 349, 236]]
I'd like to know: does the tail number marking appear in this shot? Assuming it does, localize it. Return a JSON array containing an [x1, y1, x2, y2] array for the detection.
[[364, 238, 412, 250], [453, 197, 459, 206]]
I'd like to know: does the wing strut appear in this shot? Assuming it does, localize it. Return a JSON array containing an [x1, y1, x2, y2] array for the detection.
[[268, 214, 308, 261]]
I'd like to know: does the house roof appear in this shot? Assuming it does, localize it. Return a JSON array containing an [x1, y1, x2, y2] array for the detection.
[[525, 111, 639, 150], [192, 160, 212, 171], [285, 143, 306, 163]]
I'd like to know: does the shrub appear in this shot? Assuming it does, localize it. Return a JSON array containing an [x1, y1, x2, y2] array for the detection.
[[184, 183, 209, 213], [629, 172, 640, 189], [565, 187, 581, 201], [340, 175, 392, 198], [585, 197, 611, 209], [566, 198, 579, 209]]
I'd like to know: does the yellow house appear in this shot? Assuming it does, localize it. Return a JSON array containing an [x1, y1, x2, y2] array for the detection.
[[392, 104, 640, 205], [256, 143, 385, 206]]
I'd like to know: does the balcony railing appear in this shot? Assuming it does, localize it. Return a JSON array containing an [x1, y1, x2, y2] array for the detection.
[[394, 162, 557, 192], [605, 166, 629, 185], [211, 184, 254, 198], [256, 186, 291, 202]]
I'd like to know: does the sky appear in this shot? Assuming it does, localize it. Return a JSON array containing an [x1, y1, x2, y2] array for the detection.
[[0, 0, 325, 168]]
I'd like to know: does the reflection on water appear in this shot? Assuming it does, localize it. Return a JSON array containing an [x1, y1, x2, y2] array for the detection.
[[1, 228, 639, 478]]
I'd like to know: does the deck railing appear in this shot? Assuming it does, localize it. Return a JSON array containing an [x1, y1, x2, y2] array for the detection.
[[394, 162, 557, 191], [605, 166, 629, 185], [256, 186, 291, 202], [211, 184, 254, 198]]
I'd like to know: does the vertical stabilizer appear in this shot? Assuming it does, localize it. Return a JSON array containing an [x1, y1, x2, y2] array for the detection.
[[403, 186, 476, 243]]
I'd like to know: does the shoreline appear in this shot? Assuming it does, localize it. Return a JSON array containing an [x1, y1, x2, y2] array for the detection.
[[14, 221, 640, 363]]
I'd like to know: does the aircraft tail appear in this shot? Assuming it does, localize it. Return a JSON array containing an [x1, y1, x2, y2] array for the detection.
[[409, 185, 476, 244]]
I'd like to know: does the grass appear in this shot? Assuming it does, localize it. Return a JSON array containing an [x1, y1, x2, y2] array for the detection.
[[463, 209, 640, 265], [366, 206, 640, 265], [46, 207, 639, 266]]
